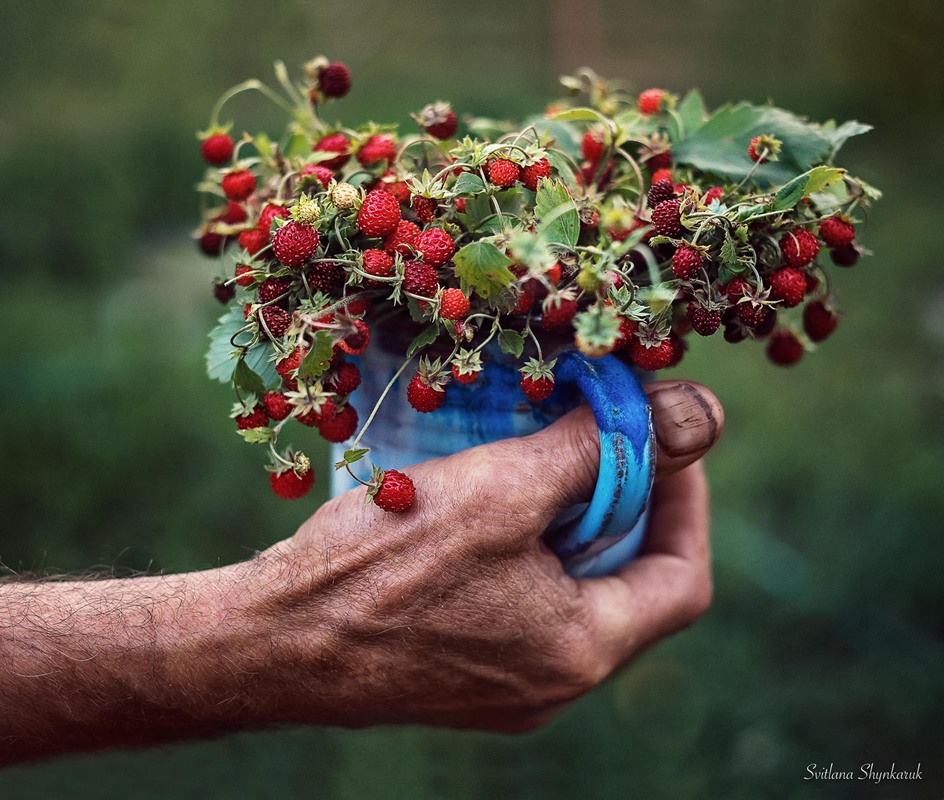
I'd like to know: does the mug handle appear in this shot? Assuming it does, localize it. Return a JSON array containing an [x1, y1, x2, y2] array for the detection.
[[543, 351, 656, 578]]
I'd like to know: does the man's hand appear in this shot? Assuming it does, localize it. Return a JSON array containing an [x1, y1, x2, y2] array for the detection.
[[0, 380, 722, 763]]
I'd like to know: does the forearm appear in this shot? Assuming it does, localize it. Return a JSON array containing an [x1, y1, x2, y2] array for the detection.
[[0, 564, 277, 765]]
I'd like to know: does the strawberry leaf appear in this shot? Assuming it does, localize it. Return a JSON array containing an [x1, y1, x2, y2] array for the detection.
[[453, 241, 515, 300], [497, 329, 525, 358], [233, 357, 265, 397], [342, 448, 369, 465], [534, 180, 579, 249], [244, 342, 280, 389], [452, 172, 486, 195], [771, 166, 846, 212], [206, 306, 248, 383], [674, 89, 707, 139], [237, 427, 275, 444], [298, 330, 335, 380], [407, 324, 440, 358]]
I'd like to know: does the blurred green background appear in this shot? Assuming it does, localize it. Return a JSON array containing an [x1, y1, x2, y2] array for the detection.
[[1, 0, 942, 797]]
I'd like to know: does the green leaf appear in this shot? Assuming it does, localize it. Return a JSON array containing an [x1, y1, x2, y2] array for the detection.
[[453, 241, 515, 300], [818, 120, 873, 154], [342, 448, 369, 465], [298, 330, 335, 380], [206, 306, 247, 384], [719, 232, 739, 269], [675, 89, 708, 139], [456, 193, 501, 234], [243, 342, 280, 389], [534, 180, 579, 249], [237, 427, 275, 444], [407, 324, 440, 358], [452, 172, 486, 195], [497, 329, 525, 358], [233, 358, 265, 397], [549, 107, 611, 126], [523, 115, 582, 158], [771, 166, 846, 212]]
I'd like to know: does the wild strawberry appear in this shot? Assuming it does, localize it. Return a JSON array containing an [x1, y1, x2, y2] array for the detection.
[[201, 133, 234, 166], [234, 264, 256, 288], [263, 391, 291, 421], [318, 403, 358, 443], [383, 220, 420, 255], [403, 260, 440, 300], [269, 466, 314, 500], [418, 101, 458, 140], [803, 300, 839, 342], [454, 197, 467, 214], [702, 186, 724, 205], [300, 163, 335, 190], [651, 167, 673, 186], [371, 469, 416, 512], [439, 288, 470, 320], [520, 374, 554, 402], [318, 62, 352, 99], [630, 336, 675, 371], [259, 306, 292, 338], [831, 244, 860, 267], [411, 196, 438, 223], [220, 201, 248, 225], [748, 134, 782, 164], [521, 158, 552, 191], [357, 189, 401, 237], [357, 134, 397, 166], [407, 373, 446, 412], [213, 278, 236, 304], [546, 262, 563, 285], [343, 294, 371, 317], [819, 215, 855, 248], [671, 246, 704, 279], [276, 347, 306, 381], [581, 129, 606, 163], [297, 397, 334, 428], [647, 149, 672, 171], [258, 203, 288, 236], [512, 282, 537, 315], [330, 181, 360, 209], [379, 174, 411, 203], [360, 249, 394, 285], [613, 316, 639, 350], [236, 406, 268, 430], [238, 228, 268, 255], [329, 361, 362, 396], [647, 179, 676, 208], [451, 363, 479, 384], [767, 329, 804, 366], [723, 276, 751, 303], [735, 299, 771, 329], [312, 132, 351, 170], [198, 230, 227, 256], [487, 158, 521, 187], [257, 277, 291, 305], [687, 301, 722, 336], [540, 296, 578, 332], [273, 220, 320, 268], [221, 169, 256, 202], [768, 266, 807, 308], [416, 228, 455, 266], [780, 229, 819, 267], [305, 260, 345, 293], [336, 318, 371, 355], [638, 88, 667, 115], [651, 197, 683, 236]]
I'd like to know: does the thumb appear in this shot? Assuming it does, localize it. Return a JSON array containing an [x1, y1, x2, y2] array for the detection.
[[526, 380, 724, 511]]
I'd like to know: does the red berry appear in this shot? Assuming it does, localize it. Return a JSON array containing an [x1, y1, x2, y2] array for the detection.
[[803, 301, 839, 342], [724, 276, 751, 303], [819, 216, 855, 248], [336, 319, 371, 355], [238, 228, 268, 255], [269, 467, 314, 500], [407, 374, 445, 412], [671, 246, 704, 280], [257, 276, 291, 305], [312, 132, 351, 170], [236, 406, 268, 430], [329, 361, 362, 396], [416, 228, 455, 266], [300, 163, 335, 190], [780, 229, 820, 267], [220, 200, 248, 224], [305, 260, 346, 294], [383, 220, 420, 255], [638, 88, 666, 115], [372, 470, 416, 512], [403, 260, 440, 300], [767, 330, 804, 366], [276, 347, 306, 381], [540, 296, 578, 333], [213, 278, 235, 304], [613, 316, 639, 350], [702, 186, 724, 205], [357, 190, 401, 237], [487, 158, 521, 187], [651, 197, 683, 237], [687, 301, 722, 336], [411, 196, 437, 223], [221, 169, 256, 202], [581, 129, 606, 163], [318, 62, 351, 99], [357, 134, 397, 167], [234, 264, 255, 287], [362, 248, 395, 285], [629, 337, 675, 371], [831, 244, 860, 267], [521, 158, 552, 191], [451, 364, 479, 384], [439, 288, 470, 320], [422, 104, 458, 140], [647, 179, 676, 208], [273, 221, 320, 268], [263, 391, 291, 421], [259, 306, 292, 338], [201, 133, 234, 166], [735, 300, 770, 329], [520, 374, 555, 402], [318, 403, 358, 443], [768, 267, 807, 308], [257, 203, 288, 237], [651, 168, 673, 186], [198, 230, 226, 256]]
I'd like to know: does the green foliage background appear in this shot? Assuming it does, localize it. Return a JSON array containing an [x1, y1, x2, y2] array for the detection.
[[1, 0, 942, 796]]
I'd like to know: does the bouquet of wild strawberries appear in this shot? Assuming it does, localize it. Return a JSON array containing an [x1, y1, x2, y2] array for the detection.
[[196, 57, 878, 509]]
